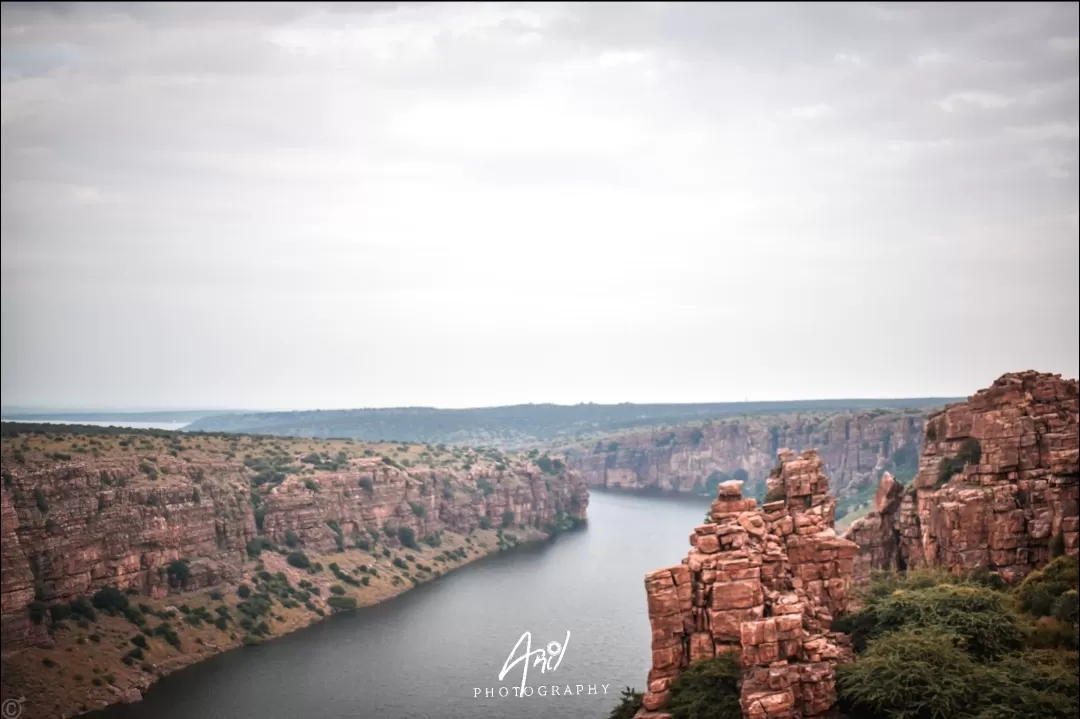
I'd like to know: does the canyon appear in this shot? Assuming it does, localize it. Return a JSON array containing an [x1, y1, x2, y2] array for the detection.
[[0, 428, 588, 718], [632, 371, 1079, 719], [561, 408, 929, 502]]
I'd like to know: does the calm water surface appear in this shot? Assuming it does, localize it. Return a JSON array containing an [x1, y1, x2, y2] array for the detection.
[[87, 490, 710, 719]]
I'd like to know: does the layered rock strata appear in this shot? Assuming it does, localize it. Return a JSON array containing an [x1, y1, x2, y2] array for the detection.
[[565, 410, 926, 499], [638, 450, 857, 719], [847, 371, 1079, 583], [0, 447, 588, 651]]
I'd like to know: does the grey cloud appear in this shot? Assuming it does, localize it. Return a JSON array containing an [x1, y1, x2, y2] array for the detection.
[[1, 2, 1077, 409]]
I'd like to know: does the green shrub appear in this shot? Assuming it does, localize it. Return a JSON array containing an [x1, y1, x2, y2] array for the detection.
[[246, 538, 272, 558], [956, 437, 982, 465], [35, 487, 49, 513], [970, 650, 1080, 718], [409, 501, 426, 518], [67, 595, 96, 621], [286, 551, 310, 569], [837, 567, 1080, 719], [284, 529, 300, 548], [237, 584, 251, 599], [501, 509, 515, 527], [936, 438, 982, 487], [153, 622, 182, 649], [28, 600, 48, 625], [330, 585, 345, 596], [607, 686, 644, 719], [49, 603, 72, 622], [839, 583, 1024, 660], [397, 526, 418, 549], [837, 628, 983, 719], [1052, 590, 1078, 624], [166, 559, 191, 587], [1016, 556, 1079, 617], [665, 652, 741, 719], [91, 585, 129, 615], [327, 596, 357, 613]]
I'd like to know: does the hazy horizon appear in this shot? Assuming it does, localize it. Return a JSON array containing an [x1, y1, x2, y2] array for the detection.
[[0, 388, 987, 415], [3, 2, 1078, 409]]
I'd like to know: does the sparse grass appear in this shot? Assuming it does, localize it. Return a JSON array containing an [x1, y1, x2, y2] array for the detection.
[[0, 423, 574, 719]]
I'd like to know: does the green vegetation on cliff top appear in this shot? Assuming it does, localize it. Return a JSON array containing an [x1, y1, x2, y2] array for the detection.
[[179, 397, 957, 447], [612, 557, 1079, 719]]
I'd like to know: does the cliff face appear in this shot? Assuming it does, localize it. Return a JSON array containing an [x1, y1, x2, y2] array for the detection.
[[637, 450, 857, 719], [0, 432, 588, 652], [258, 459, 587, 554], [565, 410, 926, 500], [847, 371, 1079, 583]]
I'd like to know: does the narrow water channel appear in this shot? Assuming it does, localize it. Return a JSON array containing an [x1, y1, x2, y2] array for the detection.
[[87, 489, 711, 719]]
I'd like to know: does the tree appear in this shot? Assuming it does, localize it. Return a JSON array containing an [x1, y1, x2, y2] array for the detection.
[[666, 653, 742, 719], [166, 559, 191, 588]]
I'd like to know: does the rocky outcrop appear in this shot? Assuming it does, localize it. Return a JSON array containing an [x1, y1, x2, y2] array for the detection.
[[0, 443, 588, 652], [847, 371, 1079, 583], [259, 459, 588, 554], [637, 450, 857, 719], [845, 472, 904, 585], [565, 410, 926, 500]]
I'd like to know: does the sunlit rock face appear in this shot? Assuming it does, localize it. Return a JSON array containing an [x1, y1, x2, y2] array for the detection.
[[847, 371, 1079, 584], [0, 451, 588, 651], [637, 450, 857, 719]]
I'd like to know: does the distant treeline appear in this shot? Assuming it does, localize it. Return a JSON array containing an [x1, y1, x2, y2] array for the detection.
[[0, 422, 233, 440], [0, 409, 234, 423], [183, 398, 958, 447]]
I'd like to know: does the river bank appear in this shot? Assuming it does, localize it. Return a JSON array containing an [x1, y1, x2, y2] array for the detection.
[[0, 525, 552, 719]]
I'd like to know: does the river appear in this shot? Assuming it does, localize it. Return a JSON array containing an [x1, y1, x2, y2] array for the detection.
[[85, 489, 710, 719]]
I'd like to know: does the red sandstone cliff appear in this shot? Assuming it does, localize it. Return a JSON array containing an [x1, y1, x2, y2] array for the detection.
[[564, 410, 926, 500], [0, 435, 588, 652], [847, 371, 1079, 583], [637, 449, 857, 719]]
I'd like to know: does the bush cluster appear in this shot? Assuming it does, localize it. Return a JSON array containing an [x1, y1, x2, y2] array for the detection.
[[834, 556, 1079, 719]]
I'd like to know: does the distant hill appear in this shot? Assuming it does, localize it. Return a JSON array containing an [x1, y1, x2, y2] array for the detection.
[[183, 398, 961, 447], [0, 409, 240, 424]]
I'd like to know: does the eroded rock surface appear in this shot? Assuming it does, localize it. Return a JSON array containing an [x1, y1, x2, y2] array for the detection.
[[565, 410, 926, 500], [847, 371, 1079, 583], [638, 450, 857, 719], [0, 446, 588, 651]]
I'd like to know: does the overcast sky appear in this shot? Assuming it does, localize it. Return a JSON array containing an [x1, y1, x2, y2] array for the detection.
[[1, 2, 1077, 410]]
